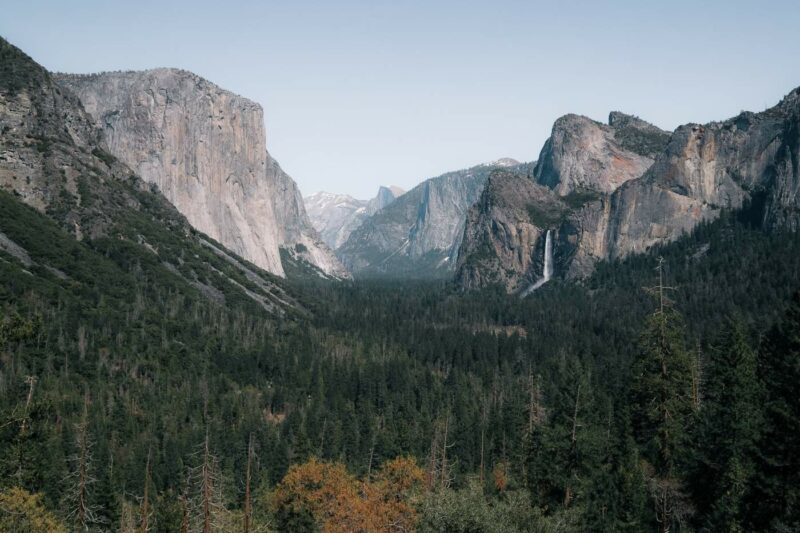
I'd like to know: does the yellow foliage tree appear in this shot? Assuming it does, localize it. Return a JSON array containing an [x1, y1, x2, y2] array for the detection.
[[0, 487, 68, 533], [271, 456, 424, 533], [371, 456, 425, 532]]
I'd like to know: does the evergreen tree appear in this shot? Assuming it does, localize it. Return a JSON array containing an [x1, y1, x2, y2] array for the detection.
[[631, 260, 694, 531], [581, 404, 648, 532], [747, 293, 800, 530], [690, 317, 762, 532]]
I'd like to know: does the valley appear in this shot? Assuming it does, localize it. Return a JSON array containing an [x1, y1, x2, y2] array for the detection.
[[1, 28, 800, 533]]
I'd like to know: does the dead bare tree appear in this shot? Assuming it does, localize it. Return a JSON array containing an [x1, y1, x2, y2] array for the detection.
[[19, 375, 36, 435], [243, 434, 254, 533], [479, 395, 490, 486], [564, 381, 582, 508], [187, 431, 227, 533], [690, 342, 703, 411], [63, 395, 102, 531]]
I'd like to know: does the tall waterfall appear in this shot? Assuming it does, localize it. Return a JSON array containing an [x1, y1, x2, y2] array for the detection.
[[521, 229, 553, 297], [542, 229, 553, 281]]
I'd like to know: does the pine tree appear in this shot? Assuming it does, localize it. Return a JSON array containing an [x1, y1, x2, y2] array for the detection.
[[632, 259, 694, 532], [690, 318, 761, 532], [747, 293, 800, 530], [581, 405, 648, 532]]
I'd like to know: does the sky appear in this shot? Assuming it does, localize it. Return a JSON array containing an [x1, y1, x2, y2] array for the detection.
[[3, 0, 799, 199]]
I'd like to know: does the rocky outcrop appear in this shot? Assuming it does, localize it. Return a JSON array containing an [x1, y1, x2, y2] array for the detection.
[[56, 69, 347, 278], [456, 169, 567, 292], [305, 185, 404, 249], [338, 160, 527, 278], [0, 37, 144, 239], [457, 88, 800, 291], [533, 113, 669, 195], [569, 92, 800, 276]]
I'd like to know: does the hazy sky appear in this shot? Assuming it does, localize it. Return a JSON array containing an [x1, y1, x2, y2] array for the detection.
[[3, 0, 799, 198]]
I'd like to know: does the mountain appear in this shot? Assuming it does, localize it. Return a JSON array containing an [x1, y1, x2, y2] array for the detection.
[[457, 91, 800, 292], [456, 169, 566, 292], [55, 69, 349, 279], [304, 185, 404, 249], [533, 111, 669, 195], [337, 159, 531, 278], [0, 36, 299, 314]]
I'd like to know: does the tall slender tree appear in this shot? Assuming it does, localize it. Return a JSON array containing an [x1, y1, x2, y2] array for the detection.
[[632, 259, 694, 532], [747, 293, 800, 530], [690, 318, 762, 532]]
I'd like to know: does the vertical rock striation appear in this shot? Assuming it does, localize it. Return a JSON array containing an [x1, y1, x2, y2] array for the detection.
[[268, 152, 350, 277]]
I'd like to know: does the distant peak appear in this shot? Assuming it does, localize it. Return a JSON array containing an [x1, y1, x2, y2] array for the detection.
[[376, 185, 405, 198], [484, 158, 520, 168]]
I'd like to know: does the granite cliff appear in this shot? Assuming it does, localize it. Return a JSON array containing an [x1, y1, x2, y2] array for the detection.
[[457, 91, 800, 292], [0, 36, 298, 313], [533, 112, 669, 195], [56, 69, 347, 278]]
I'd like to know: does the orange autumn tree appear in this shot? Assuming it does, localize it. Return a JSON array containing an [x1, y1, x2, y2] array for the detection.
[[369, 456, 426, 531], [271, 456, 424, 533]]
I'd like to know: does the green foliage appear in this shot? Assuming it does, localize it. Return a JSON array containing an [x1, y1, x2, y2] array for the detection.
[[630, 279, 696, 531], [632, 305, 694, 477], [561, 189, 601, 210], [1, 178, 800, 530], [690, 318, 762, 532], [0, 37, 48, 96], [747, 293, 800, 531], [90, 147, 116, 167], [419, 481, 562, 533], [526, 204, 565, 228]]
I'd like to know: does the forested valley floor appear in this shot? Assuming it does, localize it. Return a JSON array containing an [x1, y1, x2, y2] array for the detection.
[[2, 197, 800, 532]]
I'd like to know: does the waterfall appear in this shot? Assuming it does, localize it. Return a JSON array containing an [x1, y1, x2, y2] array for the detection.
[[521, 229, 553, 297], [542, 229, 553, 282]]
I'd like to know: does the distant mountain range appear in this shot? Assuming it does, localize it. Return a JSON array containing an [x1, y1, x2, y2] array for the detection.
[[304, 185, 405, 249], [333, 159, 534, 278]]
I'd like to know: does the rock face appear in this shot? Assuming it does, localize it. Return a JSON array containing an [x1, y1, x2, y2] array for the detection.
[[0, 37, 298, 314], [570, 93, 800, 276], [267, 153, 350, 278], [533, 113, 669, 195], [304, 185, 404, 249], [338, 159, 529, 278], [457, 89, 800, 291], [0, 37, 139, 239], [457, 169, 567, 292], [56, 69, 347, 278]]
